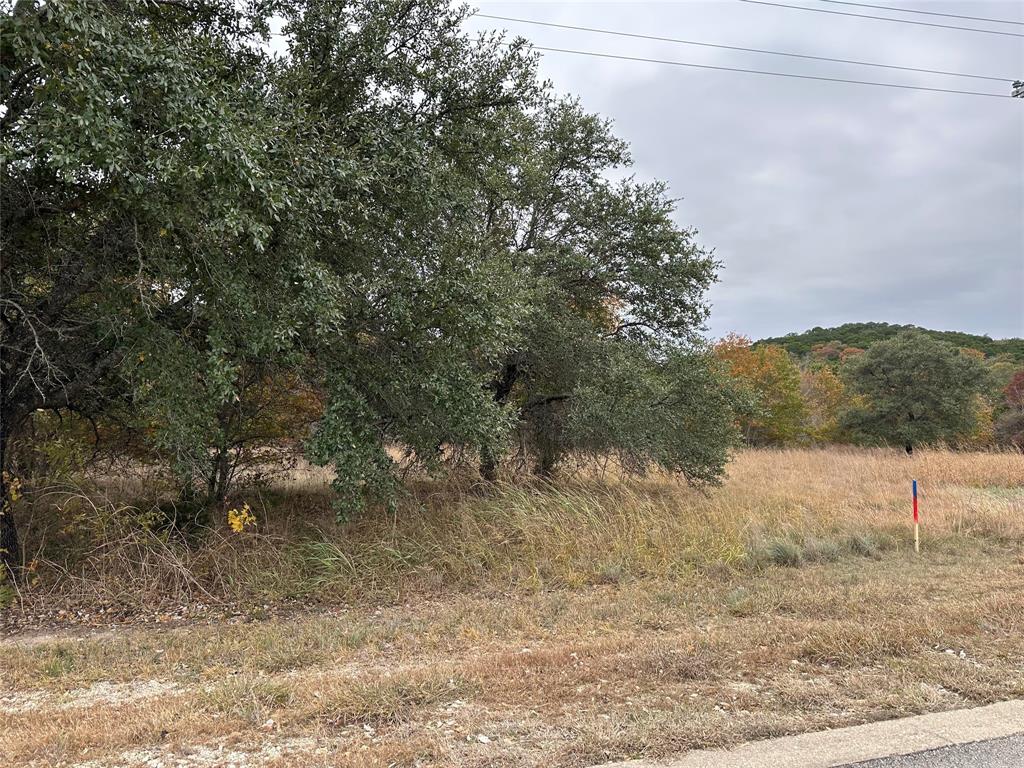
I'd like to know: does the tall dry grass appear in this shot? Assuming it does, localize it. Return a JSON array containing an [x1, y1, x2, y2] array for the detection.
[[298, 447, 1023, 593], [12, 447, 1024, 611]]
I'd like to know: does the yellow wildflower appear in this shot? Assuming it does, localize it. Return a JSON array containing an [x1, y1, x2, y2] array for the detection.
[[226, 503, 256, 533]]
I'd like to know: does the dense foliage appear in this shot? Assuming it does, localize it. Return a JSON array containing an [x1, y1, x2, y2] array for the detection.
[[467, 97, 727, 478], [713, 335, 804, 445], [995, 371, 1024, 449], [839, 331, 990, 451], [709, 330, 1015, 452], [1, 0, 735, 574], [760, 322, 1024, 362]]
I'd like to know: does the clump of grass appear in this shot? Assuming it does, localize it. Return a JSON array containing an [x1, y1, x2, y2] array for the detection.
[[40, 646, 77, 679], [763, 538, 803, 568], [798, 621, 932, 666], [724, 586, 755, 616], [202, 675, 293, 724], [624, 647, 714, 682], [749, 527, 903, 570], [236, 620, 375, 674], [309, 672, 477, 727], [802, 537, 843, 563], [596, 562, 626, 585], [845, 532, 881, 558]]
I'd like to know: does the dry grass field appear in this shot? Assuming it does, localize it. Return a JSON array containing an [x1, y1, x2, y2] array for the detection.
[[2, 448, 1023, 767]]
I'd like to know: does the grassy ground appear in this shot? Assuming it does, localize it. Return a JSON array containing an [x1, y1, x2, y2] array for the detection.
[[2, 448, 1022, 766]]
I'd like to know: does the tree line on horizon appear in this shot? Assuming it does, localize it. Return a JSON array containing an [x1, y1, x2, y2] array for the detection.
[[716, 329, 1024, 453], [758, 322, 1024, 362]]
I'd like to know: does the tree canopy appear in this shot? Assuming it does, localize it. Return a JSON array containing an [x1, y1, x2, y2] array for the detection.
[[713, 335, 804, 445], [1, 0, 735, 574], [840, 331, 989, 451]]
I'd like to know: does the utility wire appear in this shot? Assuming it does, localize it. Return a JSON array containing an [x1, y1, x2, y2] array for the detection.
[[737, 0, 1024, 37], [475, 13, 1014, 83], [516, 43, 1015, 99], [814, 0, 1024, 26]]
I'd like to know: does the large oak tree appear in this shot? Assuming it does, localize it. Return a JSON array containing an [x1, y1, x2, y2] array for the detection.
[[841, 331, 989, 451]]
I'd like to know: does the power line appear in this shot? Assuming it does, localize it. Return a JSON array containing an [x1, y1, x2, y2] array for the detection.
[[813, 0, 1024, 26], [516, 43, 1015, 99], [737, 0, 1024, 37], [475, 13, 1014, 83]]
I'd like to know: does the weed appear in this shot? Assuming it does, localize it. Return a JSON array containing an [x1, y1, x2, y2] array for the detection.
[[41, 646, 76, 678]]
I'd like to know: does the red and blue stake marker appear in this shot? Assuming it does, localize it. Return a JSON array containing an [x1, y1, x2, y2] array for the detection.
[[912, 479, 920, 553]]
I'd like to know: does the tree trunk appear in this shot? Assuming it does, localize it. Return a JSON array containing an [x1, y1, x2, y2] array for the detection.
[[206, 446, 231, 509], [215, 449, 230, 506], [479, 359, 521, 481], [534, 453, 556, 479]]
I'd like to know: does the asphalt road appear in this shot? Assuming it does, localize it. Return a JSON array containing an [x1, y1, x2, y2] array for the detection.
[[842, 735, 1024, 768]]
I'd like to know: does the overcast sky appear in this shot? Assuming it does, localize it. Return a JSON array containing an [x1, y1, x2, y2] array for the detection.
[[465, 1, 1024, 340]]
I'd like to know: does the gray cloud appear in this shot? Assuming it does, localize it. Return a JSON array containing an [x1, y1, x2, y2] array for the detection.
[[469, 0, 1024, 339]]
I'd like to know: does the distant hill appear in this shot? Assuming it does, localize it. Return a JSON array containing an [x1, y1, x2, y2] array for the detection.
[[757, 322, 1024, 361]]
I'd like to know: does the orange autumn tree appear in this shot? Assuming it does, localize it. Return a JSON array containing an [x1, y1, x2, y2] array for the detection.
[[714, 334, 805, 445]]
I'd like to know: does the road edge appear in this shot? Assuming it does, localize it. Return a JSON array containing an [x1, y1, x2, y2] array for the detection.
[[593, 699, 1024, 768]]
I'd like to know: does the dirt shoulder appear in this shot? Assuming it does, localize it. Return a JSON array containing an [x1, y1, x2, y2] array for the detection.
[[3, 544, 1023, 767]]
